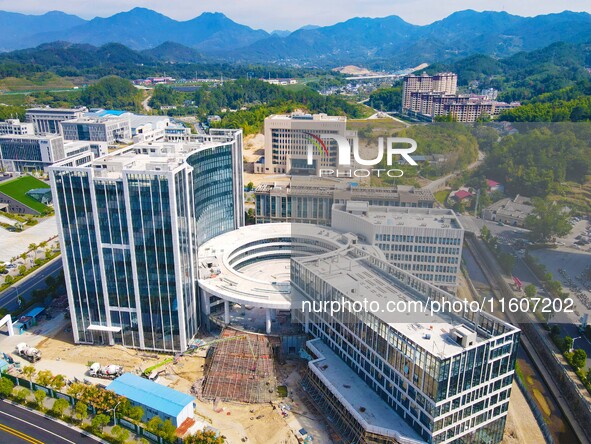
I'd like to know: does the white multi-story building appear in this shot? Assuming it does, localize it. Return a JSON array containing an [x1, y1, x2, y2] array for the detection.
[[293, 244, 519, 444], [49, 130, 244, 352], [0, 119, 35, 135], [0, 134, 65, 172], [257, 113, 356, 174], [331, 202, 464, 292], [60, 117, 132, 144], [25, 107, 88, 135]]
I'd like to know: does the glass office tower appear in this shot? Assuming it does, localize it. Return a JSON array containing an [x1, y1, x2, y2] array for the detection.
[[50, 131, 243, 352]]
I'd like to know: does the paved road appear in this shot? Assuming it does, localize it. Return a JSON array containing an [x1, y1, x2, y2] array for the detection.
[[0, 258, 62, 311], [0, 400, 97, 443]]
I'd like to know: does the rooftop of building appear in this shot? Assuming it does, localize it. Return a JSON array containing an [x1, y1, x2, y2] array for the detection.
[[52, 135, 239, 178], [255, 182, 435, 201], [0, 133, 62, 141], [197, 223, 364, 309], [266, 112, 346, 122], [333, 202, 463, 231], [307, 339, 426, 444], [62, 115, 130, 125], [295, 245, 515, 358], [485, 195, 534, 217], [26, 106, 88, 113], [108, 373, 194, 418]]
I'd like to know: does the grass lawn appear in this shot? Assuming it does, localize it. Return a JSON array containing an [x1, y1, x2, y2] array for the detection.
[[347, 117, 406, 132], [435, 189, 451, 206], [0, 176, 50, 213]]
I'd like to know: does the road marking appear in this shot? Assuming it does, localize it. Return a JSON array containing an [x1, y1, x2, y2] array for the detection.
[[0, 422, 44, 444], [0, 407, 75, 444]]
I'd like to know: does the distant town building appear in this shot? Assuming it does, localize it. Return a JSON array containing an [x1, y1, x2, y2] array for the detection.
[[486, 179, 504, 193], [451, 189, 474, 202], [261, 78, 298, 85], [0, 119, 35, 136], [331, 202, 464, 291], [0, 134, 65, 172], [254, 183, 435, 225], [25, 107, 88, 135], [482, 195, 535, 227], [257, 113, 356, 175], [402, 73, 519, 122]]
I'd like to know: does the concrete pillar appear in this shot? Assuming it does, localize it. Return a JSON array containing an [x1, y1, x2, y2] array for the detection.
[[265, 308, 272, 334], [224, 301, 230, 324]]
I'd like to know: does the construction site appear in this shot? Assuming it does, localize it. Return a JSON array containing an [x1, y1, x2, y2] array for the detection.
[[197, 328, 279, 404]]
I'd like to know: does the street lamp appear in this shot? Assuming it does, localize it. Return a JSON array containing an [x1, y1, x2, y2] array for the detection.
[[570, 336, 582, 353], [109, 401, 122, 426]]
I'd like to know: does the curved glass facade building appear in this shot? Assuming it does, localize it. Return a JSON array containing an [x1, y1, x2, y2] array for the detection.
[[50, 130, 243, 352]]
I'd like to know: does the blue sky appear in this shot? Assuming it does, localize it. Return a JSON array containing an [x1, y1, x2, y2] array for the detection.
[[1, 0, 589, 31]]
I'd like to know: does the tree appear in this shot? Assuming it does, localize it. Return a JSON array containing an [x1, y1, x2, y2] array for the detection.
[[246, 181, 254, 191], [50, 374, 66, 391], [22, 365, 36, 387], [4, 275, 13, 285], [525, 198, 572, 242], [28, 243, 37, 259], [498, 252, 515, 274], [111, 425, 129, 444], [524, 284, 537, 299], [34, 389, 46, 408], [147, 416, 163, 434], [0, 377, 13, 398], [75, 401, 88, 422], [67, 382, 86, 400], [480, 225, 490, 241], [91, 413, 110, 433], [563, 336, 574, 353], [51, 398, 69, 418], [13, 387, 29, 403], [36, 370, 54, 386], [586, 367, 591, 385], [571, 349, 587, 370], [184, 429, 225, 444], [18, 265, 27, 276], [127, 405, 144, 422], [160, 419, 176, 442]]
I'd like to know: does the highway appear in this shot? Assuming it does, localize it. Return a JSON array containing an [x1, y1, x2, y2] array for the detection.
[[0, 257, 63, 311], [0, 400, 98, 443]]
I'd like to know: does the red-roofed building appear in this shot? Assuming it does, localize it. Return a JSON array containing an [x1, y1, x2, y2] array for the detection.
[[453, 189, 473, 201], [486, 179, 504, 193]]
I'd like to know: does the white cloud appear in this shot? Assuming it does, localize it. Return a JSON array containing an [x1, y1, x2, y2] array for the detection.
[[1, 0, 589, 30]]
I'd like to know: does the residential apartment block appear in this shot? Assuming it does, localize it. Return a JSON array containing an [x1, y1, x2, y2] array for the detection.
[[331, 202, 464, 291], [402, 73, 519, 122], [402, 73, 457, 110]]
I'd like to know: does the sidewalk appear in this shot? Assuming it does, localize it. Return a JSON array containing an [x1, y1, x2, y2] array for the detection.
[[0, 216, 58, 262]]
